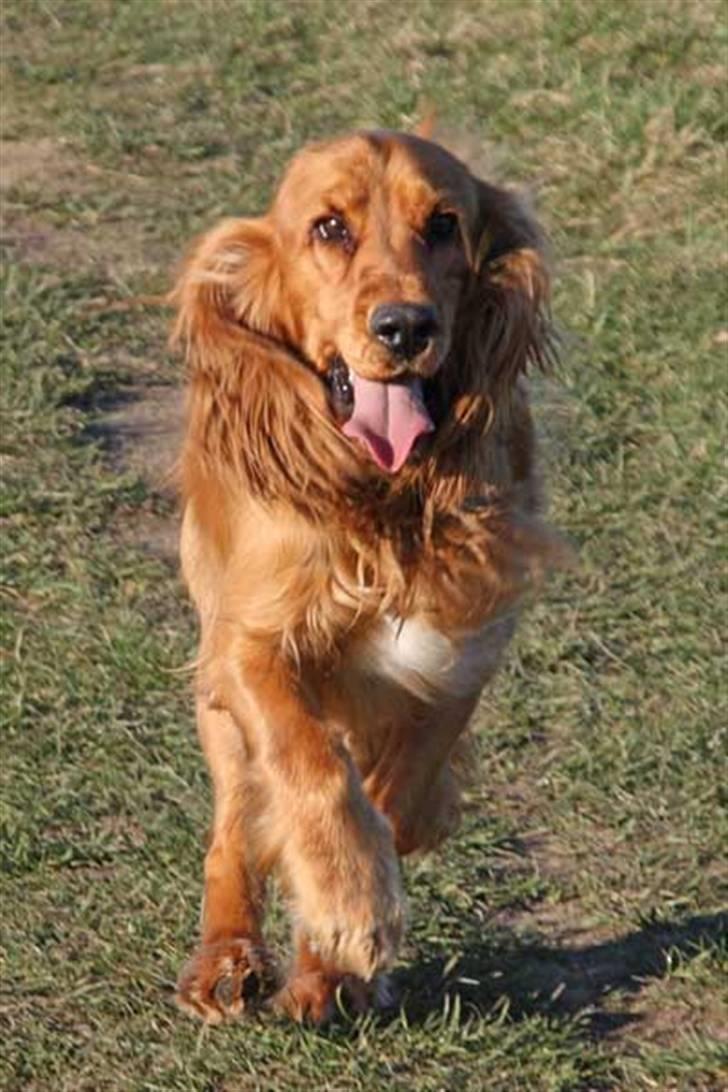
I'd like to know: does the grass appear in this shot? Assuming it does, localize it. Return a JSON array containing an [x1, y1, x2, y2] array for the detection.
[[1, 1, 726, 1089]]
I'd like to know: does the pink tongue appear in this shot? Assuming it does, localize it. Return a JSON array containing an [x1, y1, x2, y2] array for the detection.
[[342, 372, 434, 473]]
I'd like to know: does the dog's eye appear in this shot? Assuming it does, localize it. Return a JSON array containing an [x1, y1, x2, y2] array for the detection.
[[313, 214, 352, 246], [424, 211, 459, 246]]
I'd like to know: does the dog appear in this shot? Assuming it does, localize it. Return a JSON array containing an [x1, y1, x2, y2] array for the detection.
[[170, 128, 563, 1023]]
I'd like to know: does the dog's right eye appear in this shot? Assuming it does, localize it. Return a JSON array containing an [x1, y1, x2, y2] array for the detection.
[[313, 214, 352, 246]]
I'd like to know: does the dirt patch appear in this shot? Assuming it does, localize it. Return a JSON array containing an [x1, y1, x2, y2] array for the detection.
[[88, 385, 184, 561], [1, 137, 182, 557], [0, 211, 163, 278], [88, 385, 184, 491], [0, 137, 170, 276], [0, 138, 79, 193]]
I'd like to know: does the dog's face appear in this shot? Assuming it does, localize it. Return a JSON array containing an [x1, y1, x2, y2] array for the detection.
[[175, 131, 549, 476], [272, 133, 477, 381], [261, 133, 493, 470], [263, 133, 488, 471]]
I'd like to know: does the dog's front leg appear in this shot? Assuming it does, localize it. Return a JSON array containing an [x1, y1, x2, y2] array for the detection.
[[219, 639, 405, 983], [176, 699, 276, 1023], [365, 692, 480, 856]]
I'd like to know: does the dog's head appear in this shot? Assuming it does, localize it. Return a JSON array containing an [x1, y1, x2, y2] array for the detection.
[[173, 131, 551, 478]]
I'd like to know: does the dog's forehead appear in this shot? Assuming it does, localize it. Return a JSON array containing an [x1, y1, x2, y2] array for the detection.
[[272, 131, 477, 219], [274, 136, 379, 216]]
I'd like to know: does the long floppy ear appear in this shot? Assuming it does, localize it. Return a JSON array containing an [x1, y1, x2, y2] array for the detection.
[[460, 181, 554, 393], [170, 217, 360, 510], [170, 216, 284, 372]]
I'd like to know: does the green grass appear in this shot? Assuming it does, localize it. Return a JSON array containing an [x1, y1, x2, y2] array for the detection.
[[1, 1, 726, 1089]]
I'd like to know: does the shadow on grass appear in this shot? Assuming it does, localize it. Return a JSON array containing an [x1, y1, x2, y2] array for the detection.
[[392, 909, 728, 1037], [60, 377, 183, 559], [63, 379, 183, 481]]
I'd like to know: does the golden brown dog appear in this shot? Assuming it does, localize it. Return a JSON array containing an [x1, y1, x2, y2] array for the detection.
[[171, 129, 561, 1023]]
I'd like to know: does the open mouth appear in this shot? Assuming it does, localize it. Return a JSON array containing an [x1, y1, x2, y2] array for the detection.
[[326, 355, 435, 474]]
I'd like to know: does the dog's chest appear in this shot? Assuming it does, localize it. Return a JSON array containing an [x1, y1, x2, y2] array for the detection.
[[358, 613, 516, 699]]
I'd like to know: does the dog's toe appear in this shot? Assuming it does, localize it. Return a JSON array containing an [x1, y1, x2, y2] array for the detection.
[[175, 937, 276, 1023], [271, 970, 388, 1025]]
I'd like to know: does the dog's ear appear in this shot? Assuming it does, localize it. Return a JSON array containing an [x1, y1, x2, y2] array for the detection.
[[171, 216, 354, 502], [459, 181, 553, 390], [170, 217, 283, 372]]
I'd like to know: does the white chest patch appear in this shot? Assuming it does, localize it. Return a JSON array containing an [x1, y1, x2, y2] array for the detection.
[[361, 612, 517, 700]]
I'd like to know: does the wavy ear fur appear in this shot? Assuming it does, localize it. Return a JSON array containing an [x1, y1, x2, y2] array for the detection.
[[428, 183, 553, 465], [461, 182, 553, 392], [170, 217, 283, 367], [170, 217, 363, 512]]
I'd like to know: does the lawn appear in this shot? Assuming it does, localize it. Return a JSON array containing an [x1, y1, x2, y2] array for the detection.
[[1, 1, 726, 1089]]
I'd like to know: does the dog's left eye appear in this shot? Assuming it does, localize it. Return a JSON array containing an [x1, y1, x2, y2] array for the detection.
[[313, 214, 352, 246], [424, 211, 459, 246]]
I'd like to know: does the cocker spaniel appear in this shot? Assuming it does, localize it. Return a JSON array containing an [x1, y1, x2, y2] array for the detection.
[[170, 128, 563, 1024]]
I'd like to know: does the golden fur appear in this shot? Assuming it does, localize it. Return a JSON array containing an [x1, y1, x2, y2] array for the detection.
[[171, 130, 562, 1024]]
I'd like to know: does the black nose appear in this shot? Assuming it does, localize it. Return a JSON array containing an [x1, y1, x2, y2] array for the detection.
[[370, 303, 439, 360]]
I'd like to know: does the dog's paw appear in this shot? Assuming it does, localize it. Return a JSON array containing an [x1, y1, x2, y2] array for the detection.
[[305, 908, 404, 981], [293, 827, 405, 980], [271, 970, 395, 1024], [175, 936, 276, 1024]]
